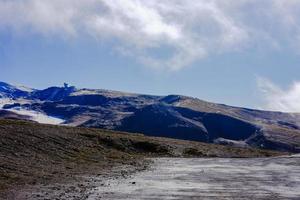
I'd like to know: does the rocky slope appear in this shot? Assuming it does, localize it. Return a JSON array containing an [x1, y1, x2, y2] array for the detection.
[[1, 81, 300, 152]]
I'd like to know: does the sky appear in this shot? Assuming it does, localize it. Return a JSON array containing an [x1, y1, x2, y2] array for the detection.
[[0, 0, 300, 112]]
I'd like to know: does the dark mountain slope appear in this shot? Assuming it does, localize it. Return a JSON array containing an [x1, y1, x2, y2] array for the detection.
[[118, 104, 209, 142], [0, 81, 299, 152]]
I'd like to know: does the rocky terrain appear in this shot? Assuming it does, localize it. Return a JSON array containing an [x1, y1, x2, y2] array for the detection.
[[0, 119, 281, 199], [1, 81, 300, 152]]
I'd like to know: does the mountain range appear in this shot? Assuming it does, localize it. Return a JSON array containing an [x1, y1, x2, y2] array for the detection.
[[1, 81, 300, 153]]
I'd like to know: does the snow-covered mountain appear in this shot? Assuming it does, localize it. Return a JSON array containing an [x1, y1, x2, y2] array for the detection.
[[0, 81, 33, 98], [0, 82, 65, 125], [1, 81, 300, 153]]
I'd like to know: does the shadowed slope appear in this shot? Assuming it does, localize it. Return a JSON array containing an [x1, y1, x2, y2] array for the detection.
[[1, 81, 300, 152]]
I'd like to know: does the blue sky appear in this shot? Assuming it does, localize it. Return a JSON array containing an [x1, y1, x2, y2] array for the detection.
[[1, 0, 300, 111]]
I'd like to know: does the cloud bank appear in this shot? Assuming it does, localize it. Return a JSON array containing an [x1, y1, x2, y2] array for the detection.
[[257, 78, 300, 113], [1, 0, 300, 70]]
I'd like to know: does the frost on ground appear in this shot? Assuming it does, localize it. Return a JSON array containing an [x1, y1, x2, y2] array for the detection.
[[89, 155, 300, 200]]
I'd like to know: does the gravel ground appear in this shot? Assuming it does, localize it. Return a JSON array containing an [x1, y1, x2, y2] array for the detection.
[[88, 155, 300, 200], [8, 162, 149, 200]]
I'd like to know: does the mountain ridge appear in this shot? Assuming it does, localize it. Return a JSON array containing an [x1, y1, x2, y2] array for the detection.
[[1, 81, 300, 153]]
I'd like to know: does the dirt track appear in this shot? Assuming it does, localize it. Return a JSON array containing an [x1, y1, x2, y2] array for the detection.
[[89, 155, 300, 200]]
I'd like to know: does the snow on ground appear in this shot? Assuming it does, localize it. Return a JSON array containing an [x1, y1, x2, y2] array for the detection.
[[14, 85, 34, 92], [6, 108, 65, 125], [71, 89, 138, 98], [0, 98, 33, 108], [0, 98, 14, 108], [0, 97, 64, 125]]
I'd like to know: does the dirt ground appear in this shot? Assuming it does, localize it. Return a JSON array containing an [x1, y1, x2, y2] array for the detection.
[[7, 162, 149, 200], [10, 155, 300, 200], [88, 155, 300, 200]]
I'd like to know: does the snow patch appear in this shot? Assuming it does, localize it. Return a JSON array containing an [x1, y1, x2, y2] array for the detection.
[[15, 85, 34, 92], [0, 85, 9, 91], [71, 89, 137, 98], [0, 97, 64, 125], [6, 108, 65, 125], [0, 98, 13, 108]]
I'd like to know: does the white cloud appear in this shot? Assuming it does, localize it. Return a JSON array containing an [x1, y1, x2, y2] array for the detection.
[[257, 78, 300, 113], [1, 0, 300, 70]]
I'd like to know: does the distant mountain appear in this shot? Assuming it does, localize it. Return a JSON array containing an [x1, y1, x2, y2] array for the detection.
[[0, 81, 300, 152], [0, 81, 33, 98]]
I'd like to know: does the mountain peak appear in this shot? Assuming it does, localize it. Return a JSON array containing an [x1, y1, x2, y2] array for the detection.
[[0, 81, 33, 98]]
